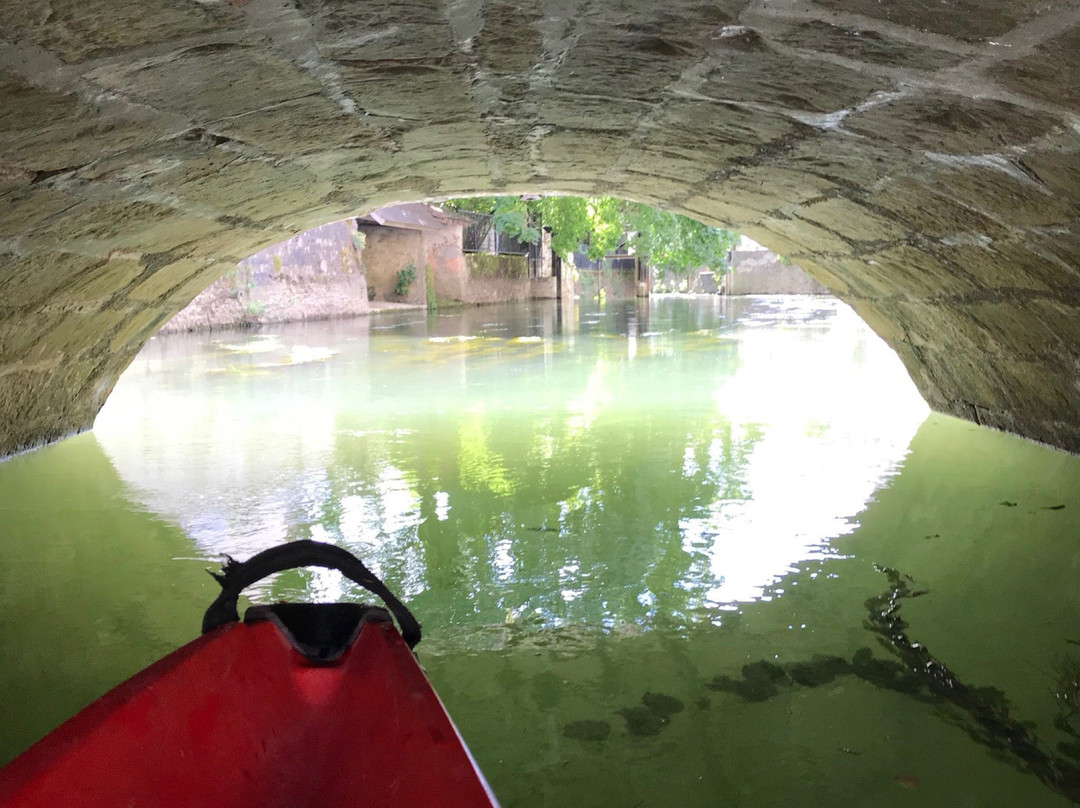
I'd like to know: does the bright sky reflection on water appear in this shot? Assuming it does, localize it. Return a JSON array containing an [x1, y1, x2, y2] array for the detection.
[[95, 296, 928, 640]]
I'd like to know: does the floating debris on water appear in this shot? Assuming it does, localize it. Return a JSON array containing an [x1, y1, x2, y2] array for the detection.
[[893, 774, 920, 789], [563, 720, 611, 742], [1000, 501, 1018, 507], [1043, 504, 1067, 510]]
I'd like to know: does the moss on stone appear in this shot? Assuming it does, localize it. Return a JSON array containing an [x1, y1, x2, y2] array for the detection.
[[466, 253, 528, 279]]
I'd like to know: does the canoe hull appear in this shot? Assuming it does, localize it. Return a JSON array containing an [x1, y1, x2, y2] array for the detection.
[[0, 618, 498, 808]]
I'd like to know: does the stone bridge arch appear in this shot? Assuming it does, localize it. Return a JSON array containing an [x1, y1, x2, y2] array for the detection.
[[1, 0, 1078, 455]]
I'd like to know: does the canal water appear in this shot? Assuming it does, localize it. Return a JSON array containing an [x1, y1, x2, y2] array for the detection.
[[1, 296, 1078, 806]]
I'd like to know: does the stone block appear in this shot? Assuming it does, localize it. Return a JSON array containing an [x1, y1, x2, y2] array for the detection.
[[889, 300, 997, 358], [752, 216, 854, 255], [625, 149, 713, 185], [625, 172, 709, 206], [38, 200, 221, 256], [965, 298, 1071, 358], [2, 0, 238, 63], [538, 130, 624, 178], [813, 0, 1038, 40], [556, 31, 688, 102], [170, 160, 333, 225], [639, 131, 754, 172], [728, 166, 838, 207], [327, 22, 454, 62], [396, 122, 490, 178], [402, 157, 491, 186], [658, 100, 814, 151], [128, 259, 208, 303], [796, 197, 907, 243], [927, 241, 1057, 293], [400, 122, 490, 159], [704, 183, 787, 218], [0, 79, 159, 173], [872, 177, 1010, 239], [0, 305, 122, 365], [476, 3, 544, 73], [85, 45, 322, 122], [436, 174, 497, 194], [845, 95, 1058, 155], [768, 20, 964, 71], [216, 96, 391, 156], [0, 251, 100, 309], [697, 32, 886, 113], [1018, 148, 1080, 210], [63, 257, 145, 303], [340, 63, 473, 121], [537, 93, 654, 131], [162, 262, 230, 311], [0, 188, 80, 238], [296, 0, 452, 60], [299, 148, 398, 196], [822, 257, 898, 298], [1029, 299, 1080, 347], [992, 26, 1080, 107], [0, 365, 93, 453], [781, 135, 917, 189], [789, 257, 853, 297], [922, 167, 1074, 229], [110, 306, 170, 352], [839, 246, 975, 298]]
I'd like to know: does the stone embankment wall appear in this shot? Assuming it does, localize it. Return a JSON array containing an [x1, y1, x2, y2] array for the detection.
[[165, 220, 557, 331], [161, 220, 368, 333], [457, 254, 555, 303]]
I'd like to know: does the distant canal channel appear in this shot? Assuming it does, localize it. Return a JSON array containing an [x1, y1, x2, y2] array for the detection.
[[2, 296, 1079, 806]]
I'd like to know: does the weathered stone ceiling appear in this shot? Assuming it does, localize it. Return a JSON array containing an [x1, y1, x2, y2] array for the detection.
[[1, 0, 1079, 455]]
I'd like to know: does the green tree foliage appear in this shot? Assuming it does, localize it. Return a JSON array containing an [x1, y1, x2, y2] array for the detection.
[[443, 195, 736, 275], [623, 203, 738, 274]]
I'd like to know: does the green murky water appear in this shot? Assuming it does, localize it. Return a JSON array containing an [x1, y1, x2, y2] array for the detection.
[[2, 297, 1079, 806]]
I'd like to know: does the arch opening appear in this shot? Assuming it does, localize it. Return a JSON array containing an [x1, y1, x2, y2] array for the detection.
[[1, 0, 1079, 454]]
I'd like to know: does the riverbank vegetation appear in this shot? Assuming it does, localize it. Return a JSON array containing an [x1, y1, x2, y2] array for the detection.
[[443, 195, 738, 278]]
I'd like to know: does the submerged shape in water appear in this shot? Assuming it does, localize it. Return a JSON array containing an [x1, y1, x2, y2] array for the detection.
[[641, 691, 685, 717], [707, 566, 1080, 804], [563, 720, 611, 742]]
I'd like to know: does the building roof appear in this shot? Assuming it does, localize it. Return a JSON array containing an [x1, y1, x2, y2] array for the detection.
[[357, 203, 468, 230]]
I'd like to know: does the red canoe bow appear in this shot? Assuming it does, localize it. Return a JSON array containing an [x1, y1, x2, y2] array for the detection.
[[0, 541, 499, 808]]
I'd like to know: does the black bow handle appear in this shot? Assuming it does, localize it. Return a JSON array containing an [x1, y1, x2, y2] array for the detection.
[[202, 540, 422, 648]]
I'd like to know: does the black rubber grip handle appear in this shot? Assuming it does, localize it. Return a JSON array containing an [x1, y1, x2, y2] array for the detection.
[[202, 540, 421, 648]]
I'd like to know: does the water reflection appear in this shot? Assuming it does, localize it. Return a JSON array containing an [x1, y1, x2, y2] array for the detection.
[[95, 297, 928, 643]]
